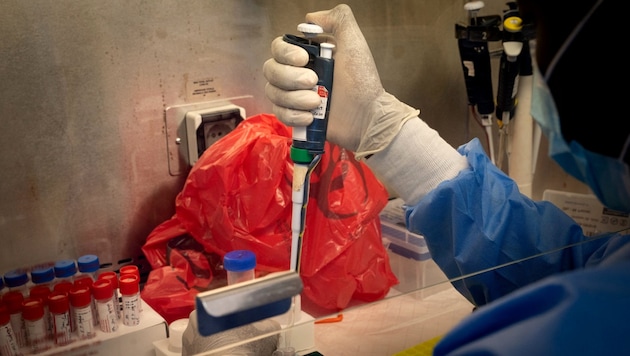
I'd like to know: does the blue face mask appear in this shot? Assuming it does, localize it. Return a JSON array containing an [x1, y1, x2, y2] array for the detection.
[[530, 68, 630, 213], [529, 0, 630, 213]]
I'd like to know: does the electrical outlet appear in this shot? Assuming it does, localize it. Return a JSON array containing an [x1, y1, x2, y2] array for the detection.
[[164, 96, 253, 176], [185, 104, 245, 166]]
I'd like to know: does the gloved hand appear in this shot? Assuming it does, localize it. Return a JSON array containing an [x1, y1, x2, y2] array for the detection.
[[263, 4, 419, 159]]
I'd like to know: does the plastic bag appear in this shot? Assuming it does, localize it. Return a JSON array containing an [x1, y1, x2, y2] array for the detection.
[[141, 233, 225, 323], [142, 113, 397, 319]]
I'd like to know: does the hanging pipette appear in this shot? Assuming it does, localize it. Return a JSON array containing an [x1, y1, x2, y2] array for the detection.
[[495, 4, 524, 169], [282, 24, 335, 273], [455, 1, 501, 164]]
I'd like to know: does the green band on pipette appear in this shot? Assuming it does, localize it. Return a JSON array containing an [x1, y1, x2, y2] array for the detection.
[[291, 146, 314, 163]]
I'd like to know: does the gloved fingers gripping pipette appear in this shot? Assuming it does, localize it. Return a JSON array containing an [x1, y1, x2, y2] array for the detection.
[[282, 23, 335, 273], [190, 25, 333, 336]]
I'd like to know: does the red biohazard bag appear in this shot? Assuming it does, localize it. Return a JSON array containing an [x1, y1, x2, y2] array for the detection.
[[141, 113, 397, 321]]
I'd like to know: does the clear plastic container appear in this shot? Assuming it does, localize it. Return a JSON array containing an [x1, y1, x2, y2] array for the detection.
[[3, 268, 32, 297], [30, 265, 56, 288], [53, 260, 78, 285], [77, 255, 100, 280], [223, 250, 256, 285]]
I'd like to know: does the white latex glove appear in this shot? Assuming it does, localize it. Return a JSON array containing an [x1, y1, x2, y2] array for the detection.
[[263, 4, 419, 159]]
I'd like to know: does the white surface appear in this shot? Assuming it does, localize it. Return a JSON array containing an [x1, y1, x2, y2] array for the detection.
[[309, 287, 473, 356]]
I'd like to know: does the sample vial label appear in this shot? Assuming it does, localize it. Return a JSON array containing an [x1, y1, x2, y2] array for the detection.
[[97, 300, 119, 332], [74, 306, 95, 339], [52, 312, 72, 345], [25, 318, 49, 352], [121, 294, 140, 326], [9, 313, 26, 348], [0, 323, 20, 356]]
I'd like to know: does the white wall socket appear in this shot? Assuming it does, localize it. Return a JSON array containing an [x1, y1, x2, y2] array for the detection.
[[164, 96, 253, 176], [184, 103, 245, 166]]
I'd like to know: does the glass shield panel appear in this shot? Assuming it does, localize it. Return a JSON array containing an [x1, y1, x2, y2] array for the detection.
[[188, 226, 628, 355]]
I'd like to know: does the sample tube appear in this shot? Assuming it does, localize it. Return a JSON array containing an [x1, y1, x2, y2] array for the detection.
[[22, 297, 50, 353], [30, 265, 56, 289], [52, 281, 75, 333], [0, 303, 20, 356], [119, 265, 142, 311], [2, 291, 26, 348], [54, 260, 78, 286], [29, 285, 52, 340], [3, 269, 31, 298], [92, 279, 118, 333], [119, 265, 140, 280], [52, 281, 73, 295], [77, 255, 100, 281], [97, 271, 120, 319], [74, 276, 97, 326], [68, 286, 95, 339], [47, 291, 73, 346], [119, 274, 140, 326], [223, 250, 256, 285]]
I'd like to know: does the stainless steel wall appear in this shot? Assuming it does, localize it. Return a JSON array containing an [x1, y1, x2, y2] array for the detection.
[[0, 1, 586, 272]]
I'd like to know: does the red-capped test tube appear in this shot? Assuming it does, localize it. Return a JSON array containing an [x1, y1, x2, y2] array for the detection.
[[47, 291, 73, 346], [22, 297, 50, 353], [119, 274, 140, 326], [119, 265, 140, 279], [0, 303, 20, 356], [74, 276, 97, 327], [119, 265, 142, 312], [68, 287, 95, 339], [2, 291, 26, 348], [52, 281, 75, 332], [29, 285, 52, 341], [97, 271, 120, 319], [92, 279, 118, 333]]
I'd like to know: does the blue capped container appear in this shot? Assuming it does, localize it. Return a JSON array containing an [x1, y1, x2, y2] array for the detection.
[[223, 250, 256, 285], [30, 265, 55, 286], [77, 254, 100, 280]]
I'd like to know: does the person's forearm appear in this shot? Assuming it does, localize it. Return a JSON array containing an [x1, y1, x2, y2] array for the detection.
[[366, 118, 469, 206]]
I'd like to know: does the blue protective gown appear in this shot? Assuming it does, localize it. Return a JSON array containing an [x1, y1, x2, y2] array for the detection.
[[405, 138, 630, 355]]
